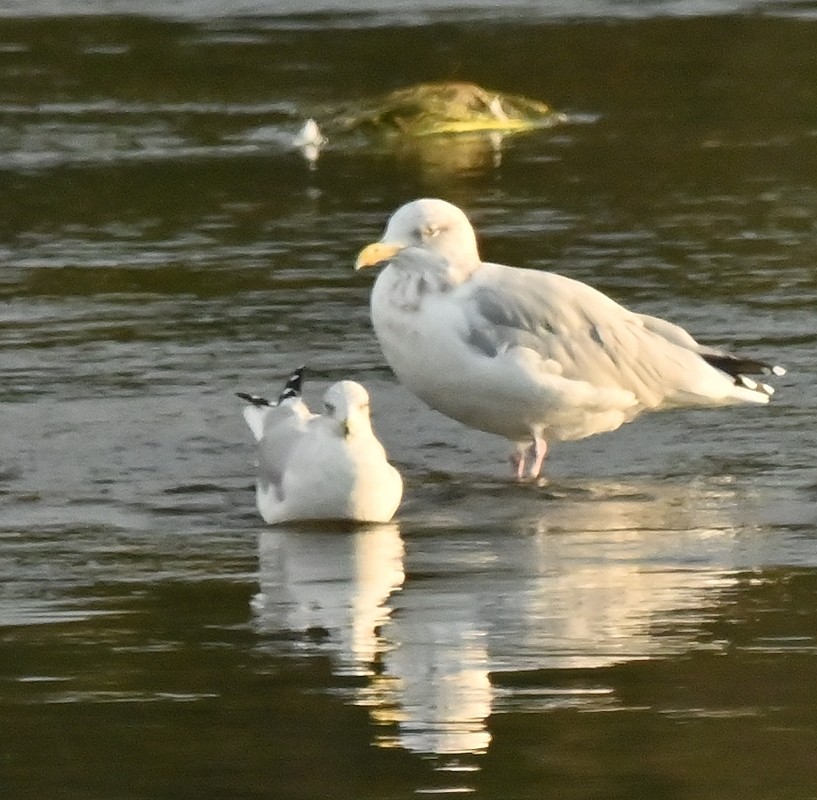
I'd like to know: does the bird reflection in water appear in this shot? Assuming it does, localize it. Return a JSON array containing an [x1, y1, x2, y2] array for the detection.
[[252, 523, 494, 757], [251, 478, 755, 760], [253, 525, 405, 672]]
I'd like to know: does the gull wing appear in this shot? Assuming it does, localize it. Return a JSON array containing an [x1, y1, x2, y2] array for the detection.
[[461, 263, 772, 406]]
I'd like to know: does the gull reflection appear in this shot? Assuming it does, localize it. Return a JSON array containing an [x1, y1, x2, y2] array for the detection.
[[253, 478, 754, 760], [364, 577, 494, 756], [253, 524, 404, 673], [484, 481, 745, 671], [253, 522, 492, 756]]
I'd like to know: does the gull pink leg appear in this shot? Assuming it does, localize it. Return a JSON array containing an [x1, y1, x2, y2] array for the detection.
[[510, 447, 527, 480], [527, 435, 548, 479]]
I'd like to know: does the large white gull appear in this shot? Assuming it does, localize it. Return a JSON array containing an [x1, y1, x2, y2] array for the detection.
[[237, 368, 403, 523], [355, 198, 785, 479]]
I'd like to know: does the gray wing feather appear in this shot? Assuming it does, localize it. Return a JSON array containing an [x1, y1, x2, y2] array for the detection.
[[462, 264, 712, 405], [257, 402, 312, 501], [638, 312, 785, 380]]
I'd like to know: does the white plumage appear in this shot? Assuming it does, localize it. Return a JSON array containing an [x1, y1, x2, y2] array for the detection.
[[355, 198, 785, 478], [237, 368, 403, 523]]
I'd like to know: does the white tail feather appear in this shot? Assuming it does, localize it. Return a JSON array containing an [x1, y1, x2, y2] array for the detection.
[[242, 406, 270, 442]]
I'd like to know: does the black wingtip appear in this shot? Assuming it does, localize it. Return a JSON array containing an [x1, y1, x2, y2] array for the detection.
[[278, 365, 306, 403], [702, 352, 785, 395], [236, 391, 271, 407]]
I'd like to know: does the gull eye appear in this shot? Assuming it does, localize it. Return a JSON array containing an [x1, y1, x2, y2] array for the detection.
[[324, 401, 336, 415], [422, 224, 441, 240]]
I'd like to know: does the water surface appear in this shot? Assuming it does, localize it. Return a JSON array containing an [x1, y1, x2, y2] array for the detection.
[[2, 3, 817, 799]]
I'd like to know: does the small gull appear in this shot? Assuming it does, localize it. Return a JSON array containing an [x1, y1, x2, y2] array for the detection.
[[355, 198, 785, 479], [237, 367, 403, 523]]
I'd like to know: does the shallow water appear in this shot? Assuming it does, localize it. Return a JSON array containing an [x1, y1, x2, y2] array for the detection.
[[2, 2, 817, 798]]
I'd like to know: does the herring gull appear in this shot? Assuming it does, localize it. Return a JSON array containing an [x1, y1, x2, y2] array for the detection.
[[355, 198, 785, 479], [237, 367, 403, 523]]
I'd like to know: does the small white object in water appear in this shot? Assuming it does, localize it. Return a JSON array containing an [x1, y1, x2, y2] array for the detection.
[[237, 367, 402, 523], [488, 131, 504, 168], [488, 95, 508, 121], [355, 198, 786, 480], [293, 118, 327, 167]]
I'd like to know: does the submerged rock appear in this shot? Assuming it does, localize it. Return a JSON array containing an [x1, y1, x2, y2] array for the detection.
[[330, 81, 566, 138], [285, 81, 567, 174]]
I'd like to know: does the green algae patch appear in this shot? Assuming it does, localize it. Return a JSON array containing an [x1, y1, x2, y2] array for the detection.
[[332, 81, 566, 138]]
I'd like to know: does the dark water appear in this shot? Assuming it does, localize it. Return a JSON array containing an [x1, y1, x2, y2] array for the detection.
[[3, 1, 817, 798]]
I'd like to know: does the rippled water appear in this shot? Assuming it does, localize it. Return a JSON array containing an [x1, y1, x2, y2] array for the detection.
[[2, 2, 817, 798]]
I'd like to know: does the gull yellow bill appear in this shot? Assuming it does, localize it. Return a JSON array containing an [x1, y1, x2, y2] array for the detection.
[[355, 241, 404, 270]]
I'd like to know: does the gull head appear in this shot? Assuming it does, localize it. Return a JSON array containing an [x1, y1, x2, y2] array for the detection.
[[355, 198, 481, 283], [322, 380, 373, 439]]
